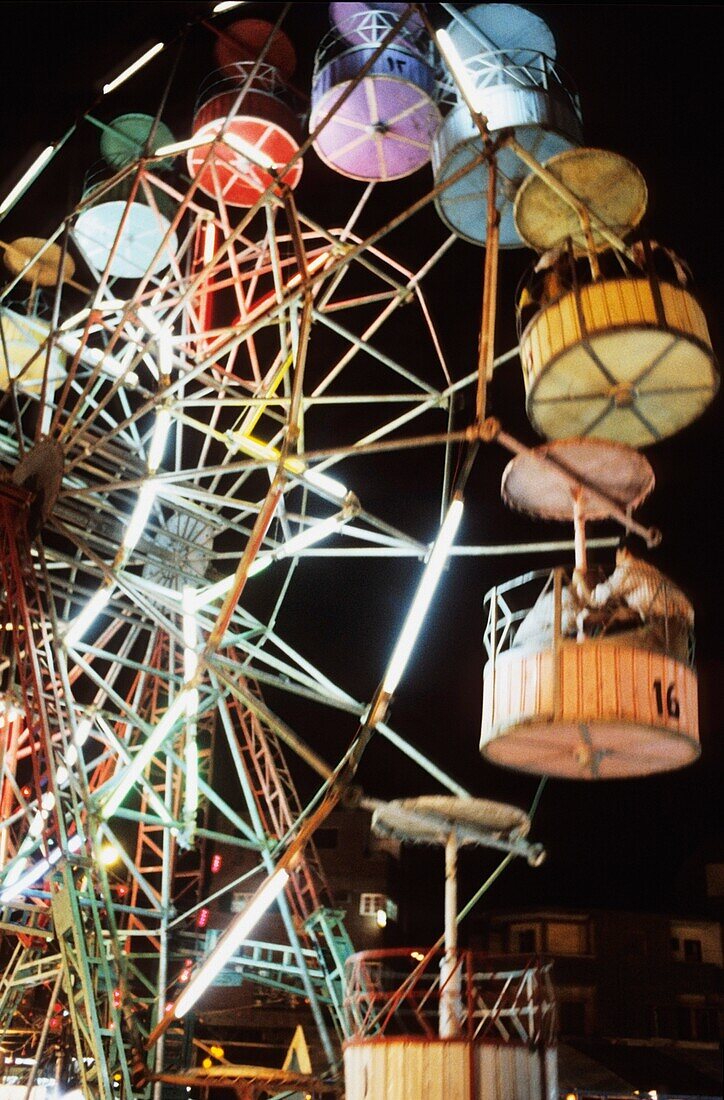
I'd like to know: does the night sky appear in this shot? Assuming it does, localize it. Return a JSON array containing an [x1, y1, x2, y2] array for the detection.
[[1, 3, 721, 943]]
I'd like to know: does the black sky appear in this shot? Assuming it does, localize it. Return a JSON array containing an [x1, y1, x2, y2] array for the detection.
[[1, 3, 721, 939]]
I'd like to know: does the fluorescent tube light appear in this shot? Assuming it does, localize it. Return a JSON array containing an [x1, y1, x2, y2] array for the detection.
[[437, 29, 481, 109], [154, 134, 210, 158], [56, 333, 139, 386], [158, 328, 172, 378], [273, 513, 346, 559], [222, 131, 276, 172], [286, 251, 331, 289], [193, 512, 345, 607], [231, 434, 348, 499], [202, 221, 217, 265], [0, 834, 83, 903], [100, 690, 187, 820], [182, 586, 198, 663], [102, 43, 165, 96], [182, 584, 201, 768], [184, 734, 199, 824], [304, 468, 348, 499], [137, 306, 162, 336], [148, 408, 171, 471], [0, 146, 55, 216], [122, 482, 157, 552], [193, 555, 270, 607], [64, 585, 113, 647], [60, 308, 91, 331], [74, 716, 93, 747], [382, 497, 464, 696], [174, 866, 289, 1016]]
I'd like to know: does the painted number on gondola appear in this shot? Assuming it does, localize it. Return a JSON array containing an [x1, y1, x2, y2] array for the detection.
[[386, 57, 407, 73], [653, 679, 680, 719]]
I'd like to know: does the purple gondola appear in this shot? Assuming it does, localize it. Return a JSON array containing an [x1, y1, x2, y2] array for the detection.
[[310, 3, 441, 182]]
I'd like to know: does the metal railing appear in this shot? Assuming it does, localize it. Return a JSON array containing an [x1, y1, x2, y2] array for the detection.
[[313, 9, 436, 75], [483, 566, 695, 667], [437, 48, 581, 114], [344, 948, 556, 1045], [195, 61, 301, 116]]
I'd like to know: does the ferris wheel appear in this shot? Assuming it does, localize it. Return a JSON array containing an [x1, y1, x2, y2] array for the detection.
[[0, 4, 718, 1099]]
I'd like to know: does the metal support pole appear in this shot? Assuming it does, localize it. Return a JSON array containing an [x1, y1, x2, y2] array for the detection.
[[22, 969, 63, 1100], [476, 157, 500, 423], [572, 492, 588, 574], [506, 136, 635, 259], [152, 743, 175, 1100], [215, 694, 339, 1074], [439, 832, 462, 1039], [0, 713, 21, 869]]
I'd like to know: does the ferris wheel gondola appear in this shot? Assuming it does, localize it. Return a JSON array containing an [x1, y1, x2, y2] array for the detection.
[[432, 4, 583, 246]]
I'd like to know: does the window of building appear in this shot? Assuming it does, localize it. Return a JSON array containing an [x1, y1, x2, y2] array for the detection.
[[650, 1005, 677, 1039], [671, 923, 722, 965], [547, 921, 589, 955], [511, 925, 539, 953], [359, 892, 386, 917], [358, 893, 397, 923], [695, 1006, 719, 1041], [676, 1002, 719, 1042], [683, 937, 703, 962], [676, 1005, 693, 1040]]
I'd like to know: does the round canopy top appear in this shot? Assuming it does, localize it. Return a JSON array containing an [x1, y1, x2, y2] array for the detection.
[[446, 4, 557, 62], [371, 795, 530, 846], [329, 2, 426, 46], [2, 238, 75, 286], [101, 114, 176, 168], [513, 147, 648, 253], [214, 19, 297, 76], [501, 438, 655, 521]]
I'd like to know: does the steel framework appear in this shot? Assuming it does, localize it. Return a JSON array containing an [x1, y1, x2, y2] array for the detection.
[[0, 5, 667, 1098]]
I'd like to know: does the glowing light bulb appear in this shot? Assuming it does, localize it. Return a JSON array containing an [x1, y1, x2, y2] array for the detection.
[[99, 843, 120, 866]]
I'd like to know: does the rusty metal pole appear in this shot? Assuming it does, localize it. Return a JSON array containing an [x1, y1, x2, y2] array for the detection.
[[439, 831, 463, 1039], [476, 156, 500, 424], [572, 491, 588, 574], [506, 136, 634, 260]]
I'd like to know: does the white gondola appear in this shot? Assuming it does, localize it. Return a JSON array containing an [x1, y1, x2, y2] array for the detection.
[[74, 114, 178, 279], [433, 4, 583, 246]]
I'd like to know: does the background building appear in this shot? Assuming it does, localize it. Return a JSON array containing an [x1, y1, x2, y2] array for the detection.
[[475, 908, 723, 1096]]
